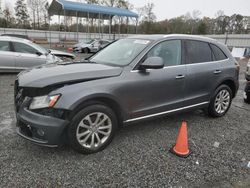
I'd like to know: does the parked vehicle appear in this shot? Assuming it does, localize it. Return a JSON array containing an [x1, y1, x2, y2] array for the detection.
[[244, 81, 250, 103], [15, 35, 239, 154], [246, 60, 250, 81], [0, 36, 73, 72], [1, 34, 34, 42], [73, 39, 111, 53]]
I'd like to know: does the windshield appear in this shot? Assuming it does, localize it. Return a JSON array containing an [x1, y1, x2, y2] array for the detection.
[[29, 42, 48, 54], [86, 39, 95, 44], [90, 38, 151, 66]]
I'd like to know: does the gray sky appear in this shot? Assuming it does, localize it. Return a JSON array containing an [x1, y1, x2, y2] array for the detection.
[[2, 0, 250, 21]]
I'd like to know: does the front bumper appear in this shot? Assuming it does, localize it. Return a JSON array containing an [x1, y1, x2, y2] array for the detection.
[[16, 98, 69, 147]]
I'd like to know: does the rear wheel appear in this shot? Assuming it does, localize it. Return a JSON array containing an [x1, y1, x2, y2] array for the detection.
[[68, 104, 118, 154], [208, 85, 232, 117], [82, 48, 89, 54]]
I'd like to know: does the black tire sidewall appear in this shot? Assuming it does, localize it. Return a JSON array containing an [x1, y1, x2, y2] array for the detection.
[[208, 85, 233, 117], [68, 104, 118, 154]]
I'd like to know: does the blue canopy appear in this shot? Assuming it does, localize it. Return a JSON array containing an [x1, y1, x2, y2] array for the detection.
[[48, 0, 138, 19]]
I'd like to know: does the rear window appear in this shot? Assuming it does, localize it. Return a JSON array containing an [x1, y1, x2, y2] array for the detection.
[[185, 40, 212, 64], [210, 44, 228, 61]]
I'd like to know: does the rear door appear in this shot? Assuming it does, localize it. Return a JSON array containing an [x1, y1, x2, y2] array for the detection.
[[0, 40, 15, 71], [183, 40, 224, 106], [12, 42, 46, 70]]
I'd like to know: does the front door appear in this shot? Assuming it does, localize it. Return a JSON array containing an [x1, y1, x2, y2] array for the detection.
[[12, 42, 46, 70], [123, 40, 186, 120]]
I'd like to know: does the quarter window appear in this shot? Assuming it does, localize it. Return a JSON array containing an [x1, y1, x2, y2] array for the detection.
[[0, 41, 10, 52], [147, 40, 181, 66], [13, 42, 38, 54], [210, 44, 227, 61], [185, 40, 212, 64]]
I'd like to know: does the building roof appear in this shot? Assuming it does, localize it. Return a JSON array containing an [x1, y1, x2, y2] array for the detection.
[[48, 0, 138, 19]]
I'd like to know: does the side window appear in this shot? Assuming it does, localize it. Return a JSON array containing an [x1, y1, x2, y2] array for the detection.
[[13, 42, 37, 54], [0, 41, 11, 52], [185, 40, 212, 64], [210, 44, 227, 61], [147, 40, 181, 66]]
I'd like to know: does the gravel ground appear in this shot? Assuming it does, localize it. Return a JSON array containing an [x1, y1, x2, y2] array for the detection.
[[0, 57, 250, 188]]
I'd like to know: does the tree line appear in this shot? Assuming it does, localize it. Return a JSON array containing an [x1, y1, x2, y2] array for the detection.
[[0, 0, 249, 35]]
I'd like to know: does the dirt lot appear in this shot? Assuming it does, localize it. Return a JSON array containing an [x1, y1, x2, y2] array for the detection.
[[0, 57, 249, 188]]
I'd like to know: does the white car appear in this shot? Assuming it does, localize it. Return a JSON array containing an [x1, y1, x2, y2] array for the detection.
[[0, 36, 72, 72], [73, 39, 111, 53]]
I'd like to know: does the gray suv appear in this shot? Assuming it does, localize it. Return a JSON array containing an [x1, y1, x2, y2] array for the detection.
[[15, 35, 239, 154]]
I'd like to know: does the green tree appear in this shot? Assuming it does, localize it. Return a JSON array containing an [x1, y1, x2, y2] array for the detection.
[[15, 0, 30, 28], [197, 20, 207, 34]]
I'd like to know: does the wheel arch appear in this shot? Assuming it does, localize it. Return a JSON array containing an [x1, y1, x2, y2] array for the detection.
[[68, 94, 125, 127], [217, 79, 237, 98]]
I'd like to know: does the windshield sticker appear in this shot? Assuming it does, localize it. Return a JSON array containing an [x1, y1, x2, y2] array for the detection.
[[134, 40, 150, 45]]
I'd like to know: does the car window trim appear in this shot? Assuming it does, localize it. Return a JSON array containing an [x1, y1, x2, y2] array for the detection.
[[132, 39, 184, 70]]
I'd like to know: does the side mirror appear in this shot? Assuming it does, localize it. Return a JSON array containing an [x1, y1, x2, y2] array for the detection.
[[140, 57, 164, 70], [36, 51, 43, 56]]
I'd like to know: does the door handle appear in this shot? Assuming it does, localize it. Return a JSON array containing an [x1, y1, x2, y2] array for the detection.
[[214, 70, 222, 74], [175, 75, 185, 79]]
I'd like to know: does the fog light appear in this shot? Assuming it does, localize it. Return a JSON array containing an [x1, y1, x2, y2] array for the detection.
[[37, 129, 45, 136]]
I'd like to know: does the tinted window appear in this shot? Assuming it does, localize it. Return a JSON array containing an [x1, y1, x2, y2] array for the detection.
[[13, 42, 37, 54], [210, 44, 227, 61], [147, 40, 181, 66], [0, 41, 10, 51], [185, 40, 212, 64]]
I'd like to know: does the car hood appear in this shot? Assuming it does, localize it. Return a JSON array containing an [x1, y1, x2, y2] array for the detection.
[[49, 49, 75, 58], [17, 63, 122, 88]]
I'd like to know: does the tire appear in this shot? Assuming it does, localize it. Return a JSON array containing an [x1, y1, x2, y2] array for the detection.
[[68, 104, 118, 154], [82, 48, 89, 54], [244, 93, 250, 104], [208, 84, 232, 117]]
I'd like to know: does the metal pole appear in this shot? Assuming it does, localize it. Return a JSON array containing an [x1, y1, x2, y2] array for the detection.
[[58, 14, 60, 44], [87, 12, 90, 40], [109, 15, 111, 39], [64, 9, 66, 45], [49, 15, 51, 48], [126, 17, 129, 35], [76, 11, 79, 42], [98, 13, 101, 39], [135, 18, 138, 34], [118, 17, 121, 38]]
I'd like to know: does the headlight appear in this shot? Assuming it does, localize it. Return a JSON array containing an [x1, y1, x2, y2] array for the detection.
[[29, 94, 61, 110]]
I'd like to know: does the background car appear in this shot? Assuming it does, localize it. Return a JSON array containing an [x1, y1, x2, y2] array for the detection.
[[0, 36, 61, 72], [246, 60, 250, 81], [244, 81, 250, 103], [1, 34, 34, 42], [73, 39, 111, 53]]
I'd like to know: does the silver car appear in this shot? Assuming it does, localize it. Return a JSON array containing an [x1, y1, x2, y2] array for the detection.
[[73, 39, 111, 53], [0, 36, 61, 72]]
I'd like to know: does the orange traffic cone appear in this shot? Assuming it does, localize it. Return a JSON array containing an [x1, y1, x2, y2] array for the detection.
[[170, 121, 191, 158]]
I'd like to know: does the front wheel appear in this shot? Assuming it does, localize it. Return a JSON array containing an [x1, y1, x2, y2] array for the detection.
[[208, 85, 232, 117], [68, 104, 118, 154]]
